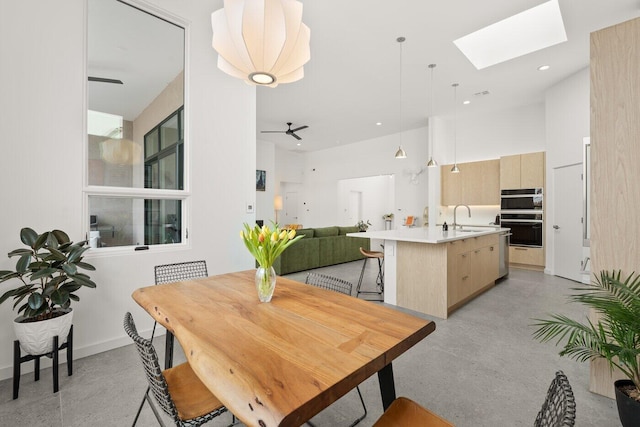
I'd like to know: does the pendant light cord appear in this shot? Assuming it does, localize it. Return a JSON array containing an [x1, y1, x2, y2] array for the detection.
[[429, 64, 436, 161], [452, 83, 459, 172], [399, 37, 404, 150]]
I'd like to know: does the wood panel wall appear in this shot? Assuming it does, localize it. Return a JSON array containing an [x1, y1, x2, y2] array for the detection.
[[590, 16, 640, 398]]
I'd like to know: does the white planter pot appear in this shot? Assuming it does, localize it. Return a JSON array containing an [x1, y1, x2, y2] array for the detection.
[[13, 308, 73, 355]]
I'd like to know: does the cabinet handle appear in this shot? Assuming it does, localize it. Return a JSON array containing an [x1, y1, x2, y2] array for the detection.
[[515, 247, 527, 251], [462, 254, 467, 258], [462, 275, 469, 280], [474, 250, 480, 254], [489, 246, 494, 251]]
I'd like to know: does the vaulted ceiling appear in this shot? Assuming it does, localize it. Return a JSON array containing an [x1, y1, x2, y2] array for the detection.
[[256, 0, 639, 152]]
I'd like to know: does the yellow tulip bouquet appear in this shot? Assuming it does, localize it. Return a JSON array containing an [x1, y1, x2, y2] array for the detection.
[[240, 223, 303, 269], [241, 223, 303, 302]]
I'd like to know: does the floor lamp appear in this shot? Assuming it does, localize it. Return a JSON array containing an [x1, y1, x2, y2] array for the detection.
[[274, 195, 283, 224]]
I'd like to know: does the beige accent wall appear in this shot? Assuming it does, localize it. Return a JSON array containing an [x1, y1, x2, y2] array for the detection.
[[590, 17, 640, 398], [134, 70, 184, 145]]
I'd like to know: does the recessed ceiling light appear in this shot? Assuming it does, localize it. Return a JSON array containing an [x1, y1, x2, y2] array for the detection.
[[538, 65, 550, 71], [376, 122, 382, 126], [463, 100, 471, 105], [453, 0, 567, 70], [297, 142, 301, 146]]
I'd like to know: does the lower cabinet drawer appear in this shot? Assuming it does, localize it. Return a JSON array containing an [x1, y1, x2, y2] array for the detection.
[[510, 246, 544, 266]]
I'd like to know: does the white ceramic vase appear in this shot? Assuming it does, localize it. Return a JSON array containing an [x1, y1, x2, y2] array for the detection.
[[13, 308, 73, 355]]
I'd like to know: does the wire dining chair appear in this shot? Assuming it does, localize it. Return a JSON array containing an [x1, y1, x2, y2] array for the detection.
[[132, 260, 209, 426], [534, 370, 576, 427], [124, 312, 231, 427], [305, 272, 368, 427]]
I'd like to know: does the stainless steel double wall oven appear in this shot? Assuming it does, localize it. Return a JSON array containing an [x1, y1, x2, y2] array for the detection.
[[500, 188, 543, 248]]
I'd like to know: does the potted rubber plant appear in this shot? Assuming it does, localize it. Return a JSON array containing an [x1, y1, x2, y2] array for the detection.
[[0, 227, 96, 355], [532, 270, 640, 427]]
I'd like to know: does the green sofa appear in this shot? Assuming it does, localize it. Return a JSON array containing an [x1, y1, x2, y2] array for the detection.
[[273, 226, 370, 275]]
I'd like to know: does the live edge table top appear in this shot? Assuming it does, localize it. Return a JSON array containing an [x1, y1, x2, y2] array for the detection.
[[132, 270, 435, 427]]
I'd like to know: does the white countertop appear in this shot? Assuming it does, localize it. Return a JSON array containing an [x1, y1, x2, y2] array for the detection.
[[347, 226, 509, 244]]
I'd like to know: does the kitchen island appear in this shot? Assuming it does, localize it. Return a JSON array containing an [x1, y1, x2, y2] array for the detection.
[[348, 227, 508, 318]]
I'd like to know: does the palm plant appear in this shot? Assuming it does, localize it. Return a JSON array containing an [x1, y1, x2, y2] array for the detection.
[[532, 270, 640, 391]]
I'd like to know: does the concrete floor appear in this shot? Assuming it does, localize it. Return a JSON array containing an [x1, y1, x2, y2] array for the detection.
[[0, 262, 620, 426]]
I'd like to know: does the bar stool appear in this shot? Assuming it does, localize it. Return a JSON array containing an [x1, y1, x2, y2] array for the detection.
[[357, 247, 384, 301]]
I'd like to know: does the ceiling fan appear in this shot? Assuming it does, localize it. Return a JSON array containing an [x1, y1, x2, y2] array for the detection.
[[261, 122, 308, 140]]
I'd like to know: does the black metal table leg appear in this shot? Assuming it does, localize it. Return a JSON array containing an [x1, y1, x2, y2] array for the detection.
[[164, 331, 175, 369], [377, 363, 396, 411]]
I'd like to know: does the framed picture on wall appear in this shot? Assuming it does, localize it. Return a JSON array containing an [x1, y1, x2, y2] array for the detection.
[[256, 170, 266, 191]]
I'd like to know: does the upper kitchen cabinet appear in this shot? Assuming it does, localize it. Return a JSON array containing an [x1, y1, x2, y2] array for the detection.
[[441, 159, 500, 205], [500, 151, 545, 189]]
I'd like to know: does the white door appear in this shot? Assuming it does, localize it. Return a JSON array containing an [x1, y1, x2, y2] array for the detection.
[[348, 191, 362, 223], [553, 164, 583, 282], [284, 192, 298, 224]]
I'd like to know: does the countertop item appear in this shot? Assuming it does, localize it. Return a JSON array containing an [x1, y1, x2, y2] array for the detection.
[[132, 270, 435, 427], [348, 226, 509, 244]]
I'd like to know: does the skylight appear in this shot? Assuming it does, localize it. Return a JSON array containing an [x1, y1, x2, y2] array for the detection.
[[453, 0, 567, 70]]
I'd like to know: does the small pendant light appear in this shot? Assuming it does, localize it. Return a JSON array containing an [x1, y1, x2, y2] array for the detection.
[[394, 37, 407, 159], [426, 64, 438, 167], [451, 83, 460, 173]]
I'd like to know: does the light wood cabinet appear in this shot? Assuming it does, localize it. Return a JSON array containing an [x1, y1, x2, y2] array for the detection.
[[590, 17, 640, 398], [521, 152, 545, 188], [499, 155, 521, 190], [509, 246, 544, 268], [500, 151, 545, 189], [397, 233, 500, 319], [446, 234, 499, 309], [441, 167, 462, 206], [441, 159, 500, 205]]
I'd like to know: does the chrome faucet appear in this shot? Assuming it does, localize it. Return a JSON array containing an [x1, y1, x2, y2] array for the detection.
[[453, 204, 471, 229]]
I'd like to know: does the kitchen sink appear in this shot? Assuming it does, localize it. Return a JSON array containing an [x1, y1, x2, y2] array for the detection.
[[455, 228, 485, 233]]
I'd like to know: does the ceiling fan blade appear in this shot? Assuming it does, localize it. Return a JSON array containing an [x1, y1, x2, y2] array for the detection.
[[260, 130, 286, 133], [290, 125, 308, 132], [88, 76, 123, 84], [291, 133, 302, 140]]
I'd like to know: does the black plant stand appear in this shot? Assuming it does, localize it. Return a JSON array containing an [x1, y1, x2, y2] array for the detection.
[[13, 325, 73, 399]]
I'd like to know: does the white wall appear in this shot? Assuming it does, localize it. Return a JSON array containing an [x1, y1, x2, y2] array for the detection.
[[337, 175, 395, 231], [436, 102, 546, 164], [0, 0, 256, 380], [256, 140, 276, 224], [294, 127, 430, 228], [543, 68, 590, 275]]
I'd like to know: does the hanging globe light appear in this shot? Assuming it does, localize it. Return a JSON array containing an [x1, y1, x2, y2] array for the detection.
[[211, 0, 311, 88]]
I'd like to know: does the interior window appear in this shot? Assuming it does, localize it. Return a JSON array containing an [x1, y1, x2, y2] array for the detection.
[[85, 0, 187, 250]]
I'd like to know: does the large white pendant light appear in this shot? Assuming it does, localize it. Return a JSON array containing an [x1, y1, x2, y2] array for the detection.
[[451, 83, 460, 173], [394, 36, 407, 159], [426, 63, 438, 167], [211, 0, 311, 88]]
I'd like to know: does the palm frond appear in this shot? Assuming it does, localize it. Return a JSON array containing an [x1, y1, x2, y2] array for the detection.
[[532, 270, 640, 390]]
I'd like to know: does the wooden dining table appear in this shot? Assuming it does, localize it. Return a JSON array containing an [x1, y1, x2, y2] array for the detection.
[[132, 270, 436, 427]]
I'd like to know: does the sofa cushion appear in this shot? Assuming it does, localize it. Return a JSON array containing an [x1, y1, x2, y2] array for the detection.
[[294, 228, 315, 238], [279, 238, 320, 274], [338, 226, 359, 235], [314, 226, 339, 237]]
